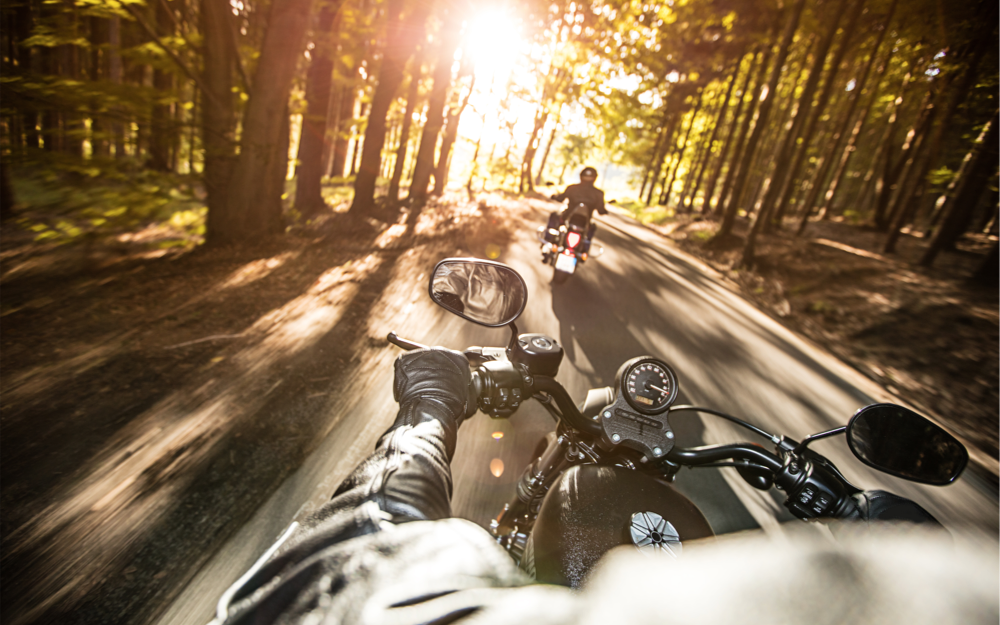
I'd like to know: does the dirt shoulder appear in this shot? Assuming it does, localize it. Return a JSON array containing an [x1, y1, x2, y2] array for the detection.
[[636, 213, 999, 486], [0, 194, 520, 625]]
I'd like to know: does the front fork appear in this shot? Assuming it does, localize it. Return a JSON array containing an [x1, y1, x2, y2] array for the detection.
[[490, 433, 575, 562]]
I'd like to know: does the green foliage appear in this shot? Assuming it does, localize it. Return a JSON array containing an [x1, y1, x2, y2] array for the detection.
[[9, 150, 205, 246]]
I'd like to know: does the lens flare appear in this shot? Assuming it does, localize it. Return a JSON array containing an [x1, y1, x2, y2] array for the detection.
[[490, 458, 504, 477], [491, 431, 504, 440]]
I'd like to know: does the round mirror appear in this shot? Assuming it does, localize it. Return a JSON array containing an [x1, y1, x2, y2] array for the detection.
[[846, 404, 968, 485], [429, 258, 527, 327]]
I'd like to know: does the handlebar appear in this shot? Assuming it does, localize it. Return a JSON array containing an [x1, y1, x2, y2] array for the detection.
[[387, 332, 858, 521]]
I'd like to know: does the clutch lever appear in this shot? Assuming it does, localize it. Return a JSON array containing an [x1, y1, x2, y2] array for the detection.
[[387, 332, 427, 351]]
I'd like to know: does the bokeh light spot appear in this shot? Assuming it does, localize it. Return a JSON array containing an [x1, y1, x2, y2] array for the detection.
[[490, 458, 504, 477]]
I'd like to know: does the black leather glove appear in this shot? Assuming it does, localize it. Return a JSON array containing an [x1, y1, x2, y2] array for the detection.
[[327, 349, 474, 523], [392, 347, 474, 429]]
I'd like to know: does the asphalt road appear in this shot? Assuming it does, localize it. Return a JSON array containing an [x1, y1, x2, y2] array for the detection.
[[158, 206, 998, 625]]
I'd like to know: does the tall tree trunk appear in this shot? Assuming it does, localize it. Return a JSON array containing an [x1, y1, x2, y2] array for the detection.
[[388, 57, 423, 201], [211, 0, 314, 245], [684, 63, 739, 211], [646, 112, 679, 205], [201, 0, 237, 239], [796, 0, 895, 233], [434, 72, 474, 195], [149, 0, 175, 171], [919, 110, 999, 266], [661, 92, 704, 206], [882, 20, 992, 254], [407, 7, 461, 208], [716, 3, 798, 241], [640, 109, 672, 201], [535, 104, 562, 185], [749, 0, 845, 237], [294, 1, 346, 216], [330, 83, 358, 177], [349, 0, 430, 215], [814, 30, 896, 221], [764, 0, 865, 239], [704, 49, 759, 216]]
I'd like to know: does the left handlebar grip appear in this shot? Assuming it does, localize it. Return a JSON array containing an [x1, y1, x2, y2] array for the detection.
[[387, 332, 427, 351]]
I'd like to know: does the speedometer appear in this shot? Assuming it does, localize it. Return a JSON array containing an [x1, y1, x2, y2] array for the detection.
[[622, 357, 678, 414]]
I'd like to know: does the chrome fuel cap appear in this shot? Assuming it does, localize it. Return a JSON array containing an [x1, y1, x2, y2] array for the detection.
[[629, 511, 682, 557]]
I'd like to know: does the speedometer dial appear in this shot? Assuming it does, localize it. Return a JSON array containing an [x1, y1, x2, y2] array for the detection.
[[623, 358, 678, 414]]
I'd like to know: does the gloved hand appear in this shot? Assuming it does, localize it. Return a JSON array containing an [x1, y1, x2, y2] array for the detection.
[[832, 490, 943, 539], [392, 347, 474, 430]]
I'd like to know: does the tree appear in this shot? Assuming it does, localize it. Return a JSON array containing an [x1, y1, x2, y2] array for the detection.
[[349, 0, 432, 216], [210, 0, 315, 245], [294, 0, 348, 216], [407, 3, 463, 207], [919, 110, 999, 266]]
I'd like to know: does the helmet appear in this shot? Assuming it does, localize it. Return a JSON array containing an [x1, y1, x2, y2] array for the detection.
[[580, 166, 598, 181]]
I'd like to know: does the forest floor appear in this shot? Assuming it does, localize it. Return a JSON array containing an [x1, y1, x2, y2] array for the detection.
[[643, 213, 999, 485]]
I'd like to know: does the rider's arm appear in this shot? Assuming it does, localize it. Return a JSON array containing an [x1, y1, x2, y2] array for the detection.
[[596, 190, 608, 215], [210, 349, 483, 624]]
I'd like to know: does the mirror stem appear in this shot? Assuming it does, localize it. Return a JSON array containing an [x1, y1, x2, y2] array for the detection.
[[505, 321, 519, 359], [792, 426, 847, 455]]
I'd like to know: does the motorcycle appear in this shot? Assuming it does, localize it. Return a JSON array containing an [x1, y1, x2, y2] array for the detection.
[[537, 202, 603, 283], [389, 257, 969, 587]]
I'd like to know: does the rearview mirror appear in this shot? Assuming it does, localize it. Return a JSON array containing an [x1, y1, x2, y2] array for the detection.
[[846, 404, 968, 485], [429, 258, 527, 327]]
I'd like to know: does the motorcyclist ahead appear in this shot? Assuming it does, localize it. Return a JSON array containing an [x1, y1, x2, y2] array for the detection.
[[208, 348, 995, 625], [546, 166, 608, 256]]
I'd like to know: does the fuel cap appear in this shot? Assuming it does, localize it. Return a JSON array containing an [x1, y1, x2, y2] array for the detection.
[[629, 511, 682, 557]]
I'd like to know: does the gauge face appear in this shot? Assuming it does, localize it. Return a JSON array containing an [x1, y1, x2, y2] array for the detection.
[[624, 359, 678, 414]]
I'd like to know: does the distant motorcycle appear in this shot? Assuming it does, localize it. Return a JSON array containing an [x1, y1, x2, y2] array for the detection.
[[538, 202, 603, 283], [391, 257, 969, 587]]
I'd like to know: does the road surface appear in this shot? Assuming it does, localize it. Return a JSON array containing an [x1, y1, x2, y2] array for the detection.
[[158, 205, 998, 625]]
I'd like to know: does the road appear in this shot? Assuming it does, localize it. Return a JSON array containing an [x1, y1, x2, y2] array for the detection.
[[158, 205, 998, 625]]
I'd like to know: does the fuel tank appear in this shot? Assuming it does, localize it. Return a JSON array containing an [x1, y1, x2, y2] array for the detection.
[[523, 464, 713, 587]]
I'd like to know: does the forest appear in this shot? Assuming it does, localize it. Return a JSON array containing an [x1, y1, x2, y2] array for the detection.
[[0, 1, 998, 624], [1, 0, 997, 269]]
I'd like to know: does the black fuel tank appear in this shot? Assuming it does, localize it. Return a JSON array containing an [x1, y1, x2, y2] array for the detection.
[[524, 464, 713, 587]]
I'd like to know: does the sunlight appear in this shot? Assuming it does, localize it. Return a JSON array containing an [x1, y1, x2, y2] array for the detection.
[[462, 8, 523, 87]]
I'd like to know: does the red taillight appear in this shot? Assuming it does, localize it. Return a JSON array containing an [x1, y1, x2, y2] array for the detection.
[[567, 232, 581, 248]]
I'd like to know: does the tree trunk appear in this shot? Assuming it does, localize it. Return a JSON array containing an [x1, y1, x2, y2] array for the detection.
[[796, 0, 895, 233], [210, 0, 314, 245], [640, 110, 672, 201], [815, 29, 896, 220], [535, 104, 562, 185], [661, 93, 704, 206], [350, 0, 430, 215], [388, 57, 423, 201], [703, 49, 759, 216], [646, 112, 679, 205], [330, 83, 358, 177], [407, 8, 461, 207], [717, 3, 799, 242], [684, 63, 739, 212], [883, 23, 992, 254], [294, 1, 346, 216], [747, 3, 845, 237], [149, 0, 175, 171], [434, 73, 475, 195], [201, 0, 237, 239], [919, 110, 999, 266], [764, 0, 865, 238]]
